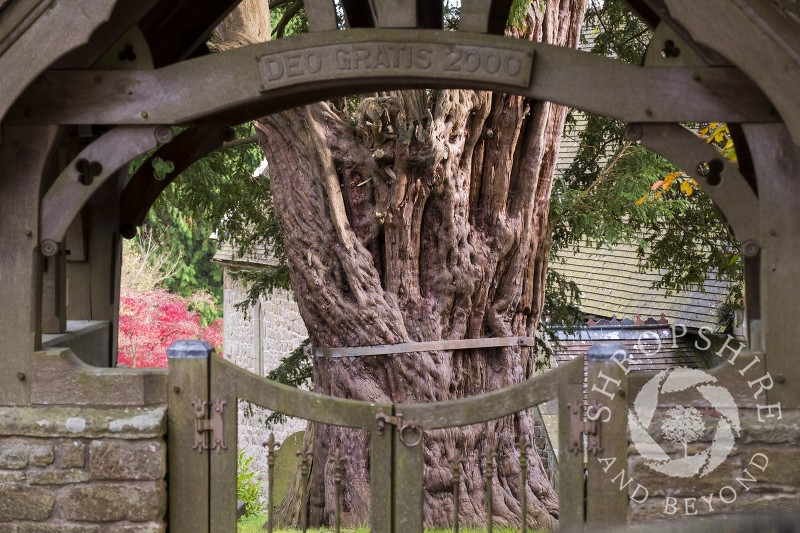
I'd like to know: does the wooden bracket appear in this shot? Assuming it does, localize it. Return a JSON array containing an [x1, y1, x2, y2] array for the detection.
[[193, 397, 227, 453]]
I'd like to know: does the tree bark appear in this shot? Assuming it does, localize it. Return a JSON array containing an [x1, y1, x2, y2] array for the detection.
[[255, 2, 586, 528]]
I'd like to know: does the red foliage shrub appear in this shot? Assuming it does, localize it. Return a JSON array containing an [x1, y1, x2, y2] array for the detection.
[[118, 287, 223, 368]]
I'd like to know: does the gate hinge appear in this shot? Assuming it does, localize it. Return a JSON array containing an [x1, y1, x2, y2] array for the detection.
[[567, 401, 602, 456], [376, 409, 423, 447], [193, 397, 227, 453]]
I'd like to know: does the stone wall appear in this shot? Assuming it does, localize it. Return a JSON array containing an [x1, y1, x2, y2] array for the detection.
[[619, 348, 800, 523], [222, 273, 308, 480], [0, 405, 166, 532], [627, 406, 800, 521]]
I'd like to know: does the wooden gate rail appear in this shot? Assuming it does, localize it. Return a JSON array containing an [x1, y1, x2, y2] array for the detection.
[[168, 339, 632, 532], [167, 340, 393, 533], [398, 355, 583, 429], [396, 355, 586, 532], [209, 353, 394, 531]]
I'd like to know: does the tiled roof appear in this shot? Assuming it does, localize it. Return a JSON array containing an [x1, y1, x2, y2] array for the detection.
[[551, 243, 729, 331], [553, 326, 708, 372], [556, 112, 588, 179]]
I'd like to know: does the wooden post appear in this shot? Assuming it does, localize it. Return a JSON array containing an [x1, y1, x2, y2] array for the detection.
[[745, 123, 800, 407], [167, 340, 213, 533], [585, 343, 629, 530], [558, 383, 584, 533], [371, 426, 393, 532], [41, 252, 67, 334], [393, 426, 424, 532], [0, 124, 59, 404], [209, 351, 238, 531]]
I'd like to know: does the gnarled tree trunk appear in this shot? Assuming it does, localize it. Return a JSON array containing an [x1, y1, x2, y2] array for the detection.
[[255, 2, 585, 528]]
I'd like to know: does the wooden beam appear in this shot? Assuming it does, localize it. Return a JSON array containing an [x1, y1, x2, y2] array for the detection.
[[39, 126, 170, 249], [372, 0, 416, 28], [0, 124, 59, 405], [634, 123, 760, 245], [0, 0, 54, 57], [304, 0, 339, 32], [138, 0, 242, 67], [459, 0, 494, 32], [52, 1, 161, 69], [6, 30, 777, 127], [0, 0, 119, 123], [663, 0, 800, 145], [119, 126, 226, 235], [632, 0, 730, 64]]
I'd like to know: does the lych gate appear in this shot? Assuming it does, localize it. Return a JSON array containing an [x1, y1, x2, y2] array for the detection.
[[0, 0, 799, 531]]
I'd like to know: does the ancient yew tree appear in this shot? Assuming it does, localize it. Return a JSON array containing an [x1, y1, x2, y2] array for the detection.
[[217, 0, 586, 528]]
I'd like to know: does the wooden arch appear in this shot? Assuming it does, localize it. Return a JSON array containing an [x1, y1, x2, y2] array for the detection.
[[0, 0, 798, 414]]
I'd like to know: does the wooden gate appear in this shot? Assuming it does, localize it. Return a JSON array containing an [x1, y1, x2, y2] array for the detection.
[[167, 339, 630, 532]]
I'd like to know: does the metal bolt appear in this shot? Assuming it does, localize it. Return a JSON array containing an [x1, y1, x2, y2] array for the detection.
[[769, 230, 777, 237], [644, 108, 653, 117], [625, 124, 643, 141], [94, 74, 103, 84], [618, 389, 626, 398], [691, 73, 701, 81], [141, 111, 149, 119], [40, 239, 58, 257], [25, 229, 32, 236], [173, 386, 180, 393], [215, 406, 220, 412], [154, 126, 174, 144], [120, 224, 137, 240], [16, 372, 25, 381], [776, 374, 785, 383], [742, 240, 760, 258]]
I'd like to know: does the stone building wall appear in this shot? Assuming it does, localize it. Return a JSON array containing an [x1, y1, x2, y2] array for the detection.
[[222, 273, 308, 480], [0, 405, 166, 532]]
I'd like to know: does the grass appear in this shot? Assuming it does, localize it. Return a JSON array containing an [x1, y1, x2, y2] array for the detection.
[[238, 514, 538, 532]]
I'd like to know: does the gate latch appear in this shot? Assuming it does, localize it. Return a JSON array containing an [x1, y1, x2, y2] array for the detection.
[[376, 409, 423, 448], [567, 401, 602, 456], [193, 397, 227, 453]]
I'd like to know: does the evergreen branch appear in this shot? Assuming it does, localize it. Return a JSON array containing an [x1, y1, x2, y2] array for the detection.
[[272, 0, 303, 38], [552, 140, 632, 224], [268, 0, 296, 10]]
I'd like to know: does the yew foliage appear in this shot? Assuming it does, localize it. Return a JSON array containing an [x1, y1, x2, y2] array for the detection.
[[118, 287, 223, 368]]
